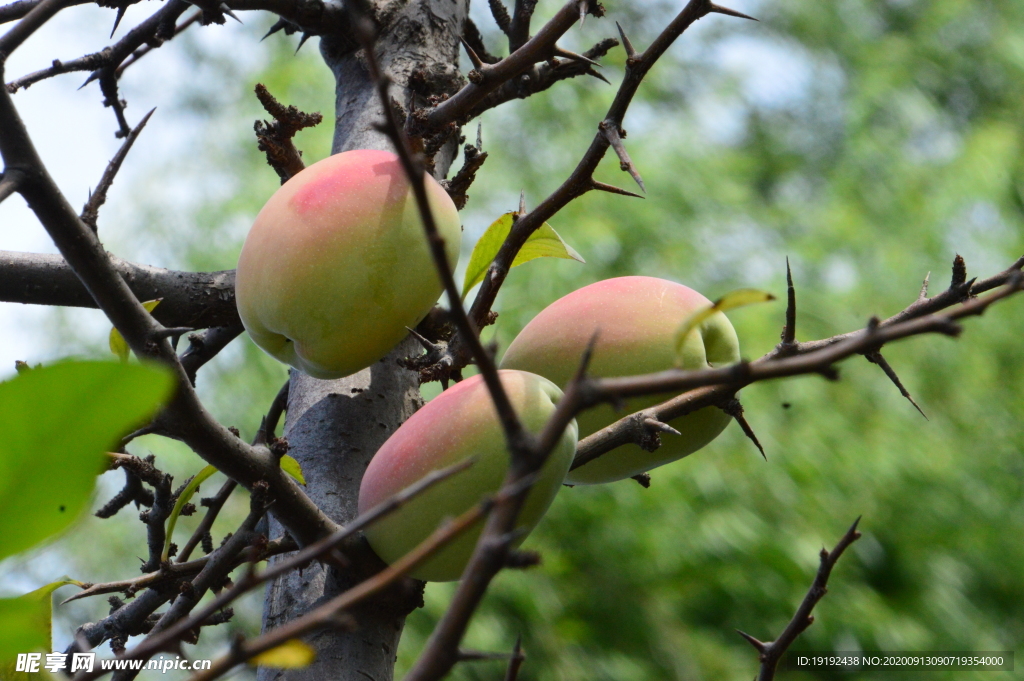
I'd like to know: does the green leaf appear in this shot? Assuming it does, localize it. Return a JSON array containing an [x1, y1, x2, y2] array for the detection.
[[250, 639, 316, 668], [108, 299, 161, 361], [0, 360, 175, 562], [161, 464, 218, 563], [281, 455, 305, 485], [674, 289, 776, 364], [0, 579, 83, 663], [461, 213, 585, 299]]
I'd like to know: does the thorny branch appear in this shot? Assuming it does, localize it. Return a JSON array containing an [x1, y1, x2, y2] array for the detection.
[[409, 0, 750, 383], [737, 518, 862, 681], [72, 460, 488, 681], [569, 256, 1024, 472], [0, 0, 339, 588]]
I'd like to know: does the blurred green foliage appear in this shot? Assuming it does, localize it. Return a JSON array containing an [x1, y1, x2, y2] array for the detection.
[[3, 0, 1023, 678]]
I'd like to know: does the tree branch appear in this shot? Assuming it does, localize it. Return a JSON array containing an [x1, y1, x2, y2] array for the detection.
[[0, 251, 239, 328], [0, 0, 87, 25], [0, 58, 337, 551], [415, 0, 584, 132], [737, 518, 862, 681], [570, 259, 1023, 470]]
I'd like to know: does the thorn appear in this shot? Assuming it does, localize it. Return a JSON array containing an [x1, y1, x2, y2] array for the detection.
[[553, 46, 601, 67], [149, 326, 194, 340], [720, 398, 765, 459], [736, 629, 767, 652], [476, 123, 483, 151], [295, 32, 312, 54], [254, 416, 268, 446], [261, 18, 290, 41], [631, 472, 651, 488], [578, 0, 587, 27], [918, 271, 931, 301], [600, 122, 645, 192], [584, 67, 610, 84], [864, 351, 927, 420], [460, 37, 485, 70], [781, 256, 796, 346], [405, 326, 439, 352], [643, 417, 680, 436], [219, 3, 241, 22], [951, 254, 967, 288], [590, 180, 644, 199], [505, 635, 525, 681], [80, 71, 100, 89], [615, 21, 637, 58], [709, 4, 759, 21], [518, 189, 526, 215], [574, 329, 600, 381], [111, 6, 127, 38]]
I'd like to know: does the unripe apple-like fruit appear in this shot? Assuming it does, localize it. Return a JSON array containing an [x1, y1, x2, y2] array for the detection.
[[499, 276, 740, 485], [235, 149, 462, 379], [358, 370, 577, 582]]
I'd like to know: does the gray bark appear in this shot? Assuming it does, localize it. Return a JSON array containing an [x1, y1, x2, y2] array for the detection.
[[258, 1, 468, 679], [0, 250, 237, 328]]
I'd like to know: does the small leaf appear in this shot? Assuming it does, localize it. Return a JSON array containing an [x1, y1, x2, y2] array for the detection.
[[674, 289, 776, 364], [250, 639, 316, 668], [108, 299, 161, 361], [108, 329, 130, 361], [462, 213, 585, 298], [0, 360, 175, 562], [0, 579, 81, 662], [161, 464, 218, 563], [281, 455, 305, 485]]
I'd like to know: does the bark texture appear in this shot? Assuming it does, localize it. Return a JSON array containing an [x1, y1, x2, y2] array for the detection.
[[258, 1, 468, 678]]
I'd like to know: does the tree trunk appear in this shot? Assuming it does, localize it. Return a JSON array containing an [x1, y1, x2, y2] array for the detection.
[[258, 1, 467, 679]]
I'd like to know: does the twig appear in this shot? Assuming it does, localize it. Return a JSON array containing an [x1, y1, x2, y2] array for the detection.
[[253, 82, 322, 183], [175, 479, 237, 563], [503, 635, 525, 681], [61, 536, 295, 605], [178, 324, 245, 385], [92, 473, 499, 681], [0, 31, 339, 553], [737, 518, 862, 681], [441, 131, 488, 209], [460, 37, 620, 122], [416, 0, 583, 132], [114, 10, 202, 78], [81, 108, 155, 230], [0, 167, 20, 202], [0, 0, 87, 25], [0, 0, 74, 59], [71, 459, 477, 679]]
